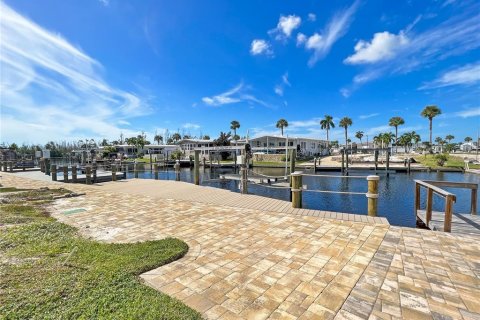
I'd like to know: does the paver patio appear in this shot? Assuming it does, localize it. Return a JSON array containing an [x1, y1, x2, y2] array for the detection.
[[1, 173, 479, 319]]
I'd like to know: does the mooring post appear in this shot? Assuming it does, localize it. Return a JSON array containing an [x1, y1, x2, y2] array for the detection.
[[471, 188, 477, 215], [314, 157, 317, 172], [203, 157, 206, 173], [174, 160, 181, 181], [71, 165, 77, 183], [444, 195, 454, 232], [63, 166, 69, 183], [234, 151, 237, 174], [123, 164, 127, 180], [291, 172, 303, 208], [289, 149, 296, 174], [341, 149, 345, 174], [92, 163, 97, 183], [51, 164, 57, 181], [407, 158, 411, 174], [374, 150, 379, 171], [386, 150, 390, 176], [194, 150, 200, 185], [112, 164, 117, 181], [45, 159, 50, 175], [85, 166, 92, 185], [154, 163, 159, 180], [134, 162, 139, 179], [426, 188, 433, 226], [366, 175, 379, 216]]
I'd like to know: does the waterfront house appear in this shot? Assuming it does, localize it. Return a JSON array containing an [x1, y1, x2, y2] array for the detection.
[[249, 135, 328, 156]]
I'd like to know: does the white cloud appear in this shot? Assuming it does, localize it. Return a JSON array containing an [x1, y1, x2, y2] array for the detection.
[[98, 0, 109, 6], [344, 31, 409, 64], [296, 33, 307, 46], [419, 62, 480, 89], [344, 5, 480, 89], [274, 72, 291, 97], [359, 113, 380, 120], [270, 15, 302, 41], [308, 13, 316, 22], [454, 107, 480, 118], [274, 85, 283, 96], [282, 73, 291, 86], [250, 39, 273, 56], [299, 0, 360, 66], [183, 123, 201, 129], [202, 82, 269, 108], [0, 2, 151, 144]]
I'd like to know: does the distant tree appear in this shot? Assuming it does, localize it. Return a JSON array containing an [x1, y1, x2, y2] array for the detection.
[[99, 138, 110, 147], [445, 135, 454, 143], [355, 131, 364, 144], [9, 143, 18, 150], [171, 133, 181, 143], [330, 140, 339, 148], [214, 132, 232, 160], [320, 115, 335, 147], [232, 134, 240, 141], [389, 116, 405, 153], [399, 134, 411, 152], [230, 120, 240, 137], [276, 119, 288, 136], [202, 135, 210, 140], [339, 117, 353, 148], [465, 136, 472, 143], [420, 105, 442, 148], [183, 134, 192, 139], [154, 134, 163, 145]]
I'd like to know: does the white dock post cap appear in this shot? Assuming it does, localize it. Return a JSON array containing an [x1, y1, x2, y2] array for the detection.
[[291, 171, 303, 176], [366, 175, 380, 181]]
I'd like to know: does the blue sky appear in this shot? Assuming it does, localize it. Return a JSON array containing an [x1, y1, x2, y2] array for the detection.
[[1, 0, 479, 145]]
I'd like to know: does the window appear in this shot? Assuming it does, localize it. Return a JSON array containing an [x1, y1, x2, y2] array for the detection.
[[279, 142, 285, 147], [311, 142, 315, 149], [256, 141, 261, 147], [288, 141, 294, 146], [301, 142, 306, 149]]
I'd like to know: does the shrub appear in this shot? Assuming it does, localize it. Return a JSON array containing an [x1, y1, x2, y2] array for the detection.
[[435, 154, 448, 166]]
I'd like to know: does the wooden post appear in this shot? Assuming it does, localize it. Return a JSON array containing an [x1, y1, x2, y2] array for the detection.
[[63, 166, 69, 183], [51, 164, 57, 181], [194, 150, 200, 185], [345, 149, 349, 174], [39, 159, 44, 173], [314, 158, 317, 172], [414, 182, 420, 219], [386, 150, 390, 176], [240, 149, 248, 194], [426, 188, 433, 226], [9, 161, 13, 172], [291, 172, 302, 208], [112, 164, 117, 181], [149, 152, 153, 171], [341, 149, 345, 174], [134, 163, 139, 178], [174, 160, 180, 181], [289, 149, 296, 174], [203, 157, 206, 173], [234, 150, 237, 173], [444, 195, 454, 232], [154, 163, 159, 180], [407, 158, 411, 174], [92, 164, 97, 183], [471, 188, 477, 215], [366, 175, 379, 216], [71, 165, 77, 183], [45, 159, 50, 175], [374, 150, 379, 171], [123, 164, 127, 180], [85, 166, 92, 185]]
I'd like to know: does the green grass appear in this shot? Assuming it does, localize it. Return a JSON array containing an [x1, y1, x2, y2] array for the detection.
[[414, 154, 480, 169], [0, 188, 201, 319], [0, 187, 32, 193]]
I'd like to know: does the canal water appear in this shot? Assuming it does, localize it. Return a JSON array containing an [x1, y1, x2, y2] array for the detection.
[[126, 164, 479, 227]]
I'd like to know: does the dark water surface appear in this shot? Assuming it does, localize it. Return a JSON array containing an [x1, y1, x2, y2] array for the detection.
[[126, 164, 479, 227]]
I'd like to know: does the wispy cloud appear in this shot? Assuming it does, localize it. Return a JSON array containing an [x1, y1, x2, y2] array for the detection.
[[298, 0, 360, 66], [98, 0, 109, 6], [359, 113, 380, 120], [0, 2, 150, 143], [454, 107, 480, 118], [308, 13, 316, 22], [419, 62, 480, 89], [250, 39, 273, 56], [274, 72, 291, 97], [183, 123, 201, 129], [343, 4, 480, 91], [202, 82, 270, 108], [269, 15, 302, 41]]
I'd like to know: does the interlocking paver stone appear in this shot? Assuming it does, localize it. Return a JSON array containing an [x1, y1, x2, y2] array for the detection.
[[2, 173, 479, 319]]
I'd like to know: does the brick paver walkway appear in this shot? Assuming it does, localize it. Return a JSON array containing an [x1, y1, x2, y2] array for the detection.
[[1, 173, 479, 319]]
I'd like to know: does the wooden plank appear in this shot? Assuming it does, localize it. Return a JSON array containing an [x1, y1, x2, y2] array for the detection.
[[422, 180, 478, 190], [417, 210, 480, 235]]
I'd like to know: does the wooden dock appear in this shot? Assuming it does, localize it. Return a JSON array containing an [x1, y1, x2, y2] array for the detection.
[[417, 210, 480, 235], [98, 179, 390, 225]]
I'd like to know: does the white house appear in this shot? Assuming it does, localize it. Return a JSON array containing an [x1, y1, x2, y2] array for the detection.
[[460, 142, 478, 152], [249, 135, 328, 156]]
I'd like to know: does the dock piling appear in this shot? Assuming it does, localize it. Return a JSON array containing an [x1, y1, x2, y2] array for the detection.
[[174, 160, 180, 181], [194, 150, 200, 185], [366, 175, 379, 216], [86, 166, 92, 185], [51, 164, 57, 181], [154, 163, 159, 180], [63, 166, 69, 183], [134, 163, 139, 179], [71, 165, 77, 183], [112, 164, 117, 181], [291, 172, 303, 208]]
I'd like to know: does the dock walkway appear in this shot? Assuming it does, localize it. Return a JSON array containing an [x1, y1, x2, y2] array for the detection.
[[417, 210, 480, 235], [99, 179, 389, 225]]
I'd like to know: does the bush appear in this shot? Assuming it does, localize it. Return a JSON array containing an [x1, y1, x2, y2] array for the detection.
[[435, 154, 448, 166], [170, 150, 183, 160]]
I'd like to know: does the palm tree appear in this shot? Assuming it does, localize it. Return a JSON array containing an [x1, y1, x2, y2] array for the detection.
[[339, 117, 353, 148], [154, 134, 163, 145], [388, 116, 405, 153], [230, 120, 240, 137], [171, 133, 181, 143], [381, 132, 395, 149], [355, 131, 364, 145], [445, 135, 454, 143], [320, 115, 335, 147], [420, 105, 442, 148], [276, 119, 289, 136], [465, 136, 473, 142], [435, 137, 445, 153]]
